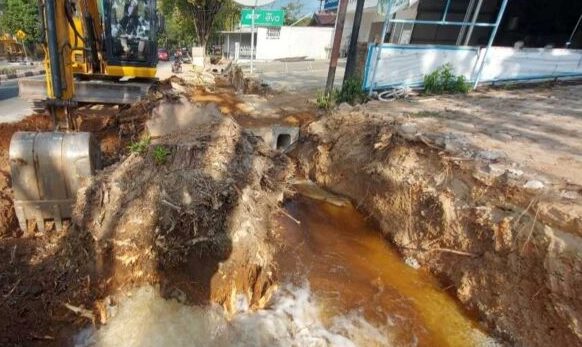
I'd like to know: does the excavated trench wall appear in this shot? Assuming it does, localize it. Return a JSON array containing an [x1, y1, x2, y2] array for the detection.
[[294, 108, 582, 347]]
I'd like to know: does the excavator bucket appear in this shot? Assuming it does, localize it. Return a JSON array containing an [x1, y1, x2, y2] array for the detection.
[[9, 132, 101, 233], [18, 78, 153, 105]]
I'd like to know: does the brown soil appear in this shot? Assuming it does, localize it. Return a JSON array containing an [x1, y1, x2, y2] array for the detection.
[[0, 91, 292, 345], [295, 107, 582, 347], [190, 82, 319, 128]]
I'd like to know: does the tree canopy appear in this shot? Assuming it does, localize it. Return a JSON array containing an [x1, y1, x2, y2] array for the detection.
[[0, 0, 41, 44], [282, 0, 304, 25], [160, 0, 238, 52]]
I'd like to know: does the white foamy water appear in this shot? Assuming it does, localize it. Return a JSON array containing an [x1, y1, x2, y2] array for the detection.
[[75, 284, 391, 347]]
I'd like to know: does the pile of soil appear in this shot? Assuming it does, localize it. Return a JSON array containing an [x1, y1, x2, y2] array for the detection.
[[74, 113, 292, 307], [0, 112, 292, 345], [294, 106, 582, 347]]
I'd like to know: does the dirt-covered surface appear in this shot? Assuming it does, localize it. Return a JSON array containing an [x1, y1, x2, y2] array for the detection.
[[0, 79, 292, 345], [295, 102, 582, 346], [373, 83, 582, 187]]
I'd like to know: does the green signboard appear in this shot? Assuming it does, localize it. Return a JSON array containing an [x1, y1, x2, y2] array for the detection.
[[240, 9, 285, 27]]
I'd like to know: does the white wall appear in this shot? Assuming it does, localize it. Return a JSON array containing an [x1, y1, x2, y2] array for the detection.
[[363, 44, 479, 89], [343, 8, 384, 45], [363, 45, 582, 89], [255, 26, 334, 61]]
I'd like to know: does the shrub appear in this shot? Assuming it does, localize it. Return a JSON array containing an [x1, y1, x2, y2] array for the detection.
[[423, 64, 470, 95], [336, 78, 367, 105]]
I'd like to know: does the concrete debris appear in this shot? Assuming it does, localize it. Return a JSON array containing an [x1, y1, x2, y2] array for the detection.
[[477, 150, 506, 161], [523, 180, 545, 190], [398, 123, 418, 138], [561, 191, 580, 200], [404, 257, 421, 269]]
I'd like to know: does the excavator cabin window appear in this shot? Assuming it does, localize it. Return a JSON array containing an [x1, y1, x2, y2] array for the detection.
[[104, 0, 157, 67]]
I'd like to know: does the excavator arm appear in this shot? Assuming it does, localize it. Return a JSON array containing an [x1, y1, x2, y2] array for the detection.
[[39, 0, 76, 128]]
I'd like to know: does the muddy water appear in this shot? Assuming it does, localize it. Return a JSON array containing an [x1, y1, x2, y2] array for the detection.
[[275, 196, 496, 346], [77, 194, 496, 347]]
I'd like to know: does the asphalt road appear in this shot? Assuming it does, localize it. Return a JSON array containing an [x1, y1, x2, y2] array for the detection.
[[0, 79, 19, 100], [0, 78, 33, 123]]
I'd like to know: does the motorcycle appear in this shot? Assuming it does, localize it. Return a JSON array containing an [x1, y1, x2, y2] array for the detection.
[[171, 57, 182, 73]]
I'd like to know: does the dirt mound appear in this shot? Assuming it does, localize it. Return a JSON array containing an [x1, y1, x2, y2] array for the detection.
[[295, 107, 582, 347], [74, 115, 292, 310], [0, 108, 292, 345]]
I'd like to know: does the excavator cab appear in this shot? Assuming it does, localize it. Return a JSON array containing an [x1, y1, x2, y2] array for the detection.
[[103, 0, 159, 78], [19, 0, 160, 107]]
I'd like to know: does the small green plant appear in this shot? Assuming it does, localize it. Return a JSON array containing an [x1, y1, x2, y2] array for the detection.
[[152, 145, 171, 165], [423, 64, 470, 95], [336, 78, 367, 105], [128, 136, 151, 155], [316, 90, 336, 110]]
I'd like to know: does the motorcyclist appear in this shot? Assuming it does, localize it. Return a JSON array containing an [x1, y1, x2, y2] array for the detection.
[[172, 50, 182, 73]]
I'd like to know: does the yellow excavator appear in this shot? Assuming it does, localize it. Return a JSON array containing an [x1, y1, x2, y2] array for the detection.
[[10, 0, 161, 233], [19, 0, 161, 123]]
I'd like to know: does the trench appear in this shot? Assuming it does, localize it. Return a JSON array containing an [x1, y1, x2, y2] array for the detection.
[[75, 186, 496, 347]]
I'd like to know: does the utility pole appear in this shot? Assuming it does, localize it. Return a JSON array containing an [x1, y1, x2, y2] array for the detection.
[[325, 0, 349, 95], [344, 0, 365, 81]]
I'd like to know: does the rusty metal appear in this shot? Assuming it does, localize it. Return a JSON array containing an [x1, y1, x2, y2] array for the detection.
[[325, 0, 349, 95], [9, 132, 101, 233]]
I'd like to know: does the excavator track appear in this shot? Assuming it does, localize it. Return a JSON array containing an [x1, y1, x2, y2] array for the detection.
[[18, 78, 154, 108]]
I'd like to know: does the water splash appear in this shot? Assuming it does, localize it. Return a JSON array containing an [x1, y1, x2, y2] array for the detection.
[[75, 284, 390, 347]]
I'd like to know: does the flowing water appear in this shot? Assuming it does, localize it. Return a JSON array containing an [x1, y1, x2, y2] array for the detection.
[[77, 192, 498, 347]]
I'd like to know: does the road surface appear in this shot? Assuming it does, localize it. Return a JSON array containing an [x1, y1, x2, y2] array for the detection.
[[0, 78, 36, 123]]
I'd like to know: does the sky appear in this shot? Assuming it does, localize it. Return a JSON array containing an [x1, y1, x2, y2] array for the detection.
[[267, 0, 322, 15]]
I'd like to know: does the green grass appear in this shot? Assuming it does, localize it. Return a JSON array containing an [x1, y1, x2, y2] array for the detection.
[[315, 78, 367, 110], [152, 145, 171, 165], [336, 78, 367, 105], [315, 90, 336, 110], [423, 64, 470, 95], [127, 136, 151, 155]]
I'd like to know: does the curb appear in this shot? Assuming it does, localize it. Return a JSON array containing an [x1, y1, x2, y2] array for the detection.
[[0, 69, 45, 82]]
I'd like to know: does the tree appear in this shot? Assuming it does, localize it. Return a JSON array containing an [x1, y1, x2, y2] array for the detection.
[[161, 0, 231, 54], [158, 7, 197, 49], [282, 0, 303, 25], [0, 0, 41, 44]]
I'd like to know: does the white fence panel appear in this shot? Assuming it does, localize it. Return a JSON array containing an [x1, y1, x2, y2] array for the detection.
[[479, 47, 582, 82], [364, 44, 582, 90], [363, 45, 479, 89]]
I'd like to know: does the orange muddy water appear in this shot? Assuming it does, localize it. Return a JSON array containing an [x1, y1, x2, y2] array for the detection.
[[77, 194, 497, 347], [274, 195, 496, 347]]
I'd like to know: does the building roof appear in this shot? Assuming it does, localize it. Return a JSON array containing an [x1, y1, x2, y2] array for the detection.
[[313, 11, 336, 26]]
